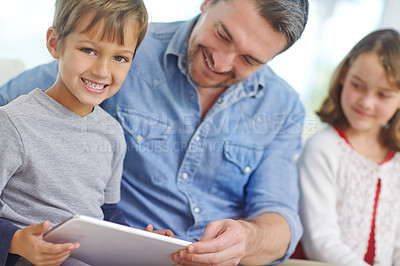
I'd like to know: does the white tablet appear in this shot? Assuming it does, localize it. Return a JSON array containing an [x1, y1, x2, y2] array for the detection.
[[43, 214, 191, 266]]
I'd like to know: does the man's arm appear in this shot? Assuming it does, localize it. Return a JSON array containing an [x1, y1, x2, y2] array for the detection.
[[173, 212, 290, 265], [0, 61, 57, 106], [239, 213, 291, 264]]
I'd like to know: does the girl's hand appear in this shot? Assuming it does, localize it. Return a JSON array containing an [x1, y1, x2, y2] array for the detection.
[[9, 220, 80, 266], [144, 224, 175, 237]]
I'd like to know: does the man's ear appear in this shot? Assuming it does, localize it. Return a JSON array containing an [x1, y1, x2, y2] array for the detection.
[[46, 27, 60, 59], [200, 0, 213, 13]]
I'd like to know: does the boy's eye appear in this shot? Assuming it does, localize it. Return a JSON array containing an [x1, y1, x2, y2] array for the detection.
[[81, 48, 95, 55], [114, 56, 129, 63]]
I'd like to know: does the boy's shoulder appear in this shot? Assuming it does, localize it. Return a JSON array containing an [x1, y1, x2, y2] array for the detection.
[[93, 106, 126, 138], [1, 88, 40, 115]]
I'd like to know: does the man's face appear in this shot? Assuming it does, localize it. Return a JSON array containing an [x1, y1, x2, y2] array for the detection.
[[187, 0, 286, 90]]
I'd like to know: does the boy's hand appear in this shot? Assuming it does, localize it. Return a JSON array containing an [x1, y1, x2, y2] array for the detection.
[[144, 224, 175, 238], [9, 220, 80, 266]]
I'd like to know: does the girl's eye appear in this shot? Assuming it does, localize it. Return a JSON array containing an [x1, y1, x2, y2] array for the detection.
[[114, 56, 129, 63], [378, 92, 393, 98], [351, 81, 363, 91], [81, 48, 95, 55]]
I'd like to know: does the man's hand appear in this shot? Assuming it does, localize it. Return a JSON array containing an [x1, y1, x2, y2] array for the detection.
[[9, 220, 80, 266], [172, 213, 290, 266], [172, 219, 247, 265], [144, 224, 175, 237]]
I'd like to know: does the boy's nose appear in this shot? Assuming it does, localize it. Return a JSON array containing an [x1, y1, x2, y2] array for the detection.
[[92, 58, 110, 78]]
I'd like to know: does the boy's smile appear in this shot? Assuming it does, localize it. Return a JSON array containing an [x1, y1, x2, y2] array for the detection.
[[82, 78, 109, 94], [45, 13, 138, 117]]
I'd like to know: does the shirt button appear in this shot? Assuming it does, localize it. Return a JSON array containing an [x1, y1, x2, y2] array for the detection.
[[136, 135, 144, 143], [217, 99, 223, 104], [194, 136, 201, 142], [182, 173, 189, 180], [194, 207, 200, 213], [244, 166, 251, 174]]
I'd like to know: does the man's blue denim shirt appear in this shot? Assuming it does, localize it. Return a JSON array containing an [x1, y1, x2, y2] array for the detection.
[[0, 17, 304, 262]]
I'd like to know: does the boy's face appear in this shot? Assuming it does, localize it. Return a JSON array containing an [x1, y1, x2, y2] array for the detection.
[[46, 14, 138, 116]]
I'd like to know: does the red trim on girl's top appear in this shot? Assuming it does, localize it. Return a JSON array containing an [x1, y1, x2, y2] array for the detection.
[[334, 127, 353, 147], [334, 127, 395, 164], [364, 178, 381, 265], [379, 149, 395, 165], [334, 127, 394, 265]]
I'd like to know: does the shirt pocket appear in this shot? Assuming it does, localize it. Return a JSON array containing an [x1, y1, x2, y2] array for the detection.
[[211, 141, 264, 203], [116, 108, 171, 151]]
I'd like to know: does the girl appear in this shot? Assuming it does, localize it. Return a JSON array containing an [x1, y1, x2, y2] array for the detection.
[[298, 29, 400, 265]]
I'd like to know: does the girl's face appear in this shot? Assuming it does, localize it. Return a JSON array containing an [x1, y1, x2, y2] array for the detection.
[[340, 52, 400, 135]]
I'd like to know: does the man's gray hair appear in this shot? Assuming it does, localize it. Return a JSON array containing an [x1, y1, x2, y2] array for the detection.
[[211, 0, 309, 53]]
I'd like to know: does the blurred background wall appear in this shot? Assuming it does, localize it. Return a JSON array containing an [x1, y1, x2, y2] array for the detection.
[[0, 0, 398, 133]]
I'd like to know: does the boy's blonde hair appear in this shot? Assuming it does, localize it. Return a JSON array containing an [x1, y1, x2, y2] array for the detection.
[[318, 29, 400, 151], [53, 0, 148, 54]]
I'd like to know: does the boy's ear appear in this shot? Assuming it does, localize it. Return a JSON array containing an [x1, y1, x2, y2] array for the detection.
[[46, 27, 60, 59]]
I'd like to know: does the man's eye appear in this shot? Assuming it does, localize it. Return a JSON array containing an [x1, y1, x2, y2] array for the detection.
[[243, 56, 256, 66], [217, 31, 229, 42]]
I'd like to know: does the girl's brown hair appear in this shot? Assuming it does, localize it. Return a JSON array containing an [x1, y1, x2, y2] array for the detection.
[[317, 29, 400, 150]]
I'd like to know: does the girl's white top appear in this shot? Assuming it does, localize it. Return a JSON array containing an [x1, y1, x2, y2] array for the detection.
[[298, 126, 400, 266]]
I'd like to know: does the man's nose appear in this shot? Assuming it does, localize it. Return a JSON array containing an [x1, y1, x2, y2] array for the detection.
[[211, 50, 235, 73]]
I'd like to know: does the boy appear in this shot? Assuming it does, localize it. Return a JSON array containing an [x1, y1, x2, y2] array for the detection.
[[0, 0, 157, 265]]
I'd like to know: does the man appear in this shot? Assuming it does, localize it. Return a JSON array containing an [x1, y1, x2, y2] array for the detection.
[[0, 0, 308, 265]]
